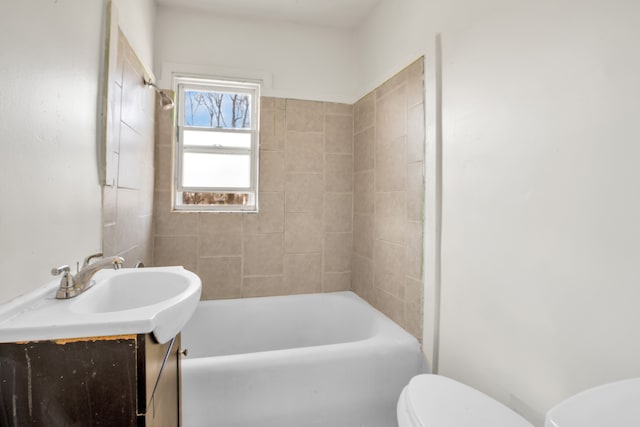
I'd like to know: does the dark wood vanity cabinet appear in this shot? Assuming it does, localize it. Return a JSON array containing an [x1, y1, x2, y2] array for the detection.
[[0, 333, 182, 427]]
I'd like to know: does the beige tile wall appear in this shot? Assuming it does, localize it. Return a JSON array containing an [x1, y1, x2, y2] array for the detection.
[[152, 59, 425, 341], [352, 58, 425, 340], [153, 97, 354, 300], [102, 29, 155, 267]]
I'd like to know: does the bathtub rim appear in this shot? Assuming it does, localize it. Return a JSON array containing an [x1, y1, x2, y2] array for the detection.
[[182, 290, 421, 362]]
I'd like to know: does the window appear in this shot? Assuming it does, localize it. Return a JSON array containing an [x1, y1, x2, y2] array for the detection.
[[174, 76, 260, 211]]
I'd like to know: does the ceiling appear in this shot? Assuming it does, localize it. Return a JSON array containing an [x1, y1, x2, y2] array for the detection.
[[156, 0, 381, 30]]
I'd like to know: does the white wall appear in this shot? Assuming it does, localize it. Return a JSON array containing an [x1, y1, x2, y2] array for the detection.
[[113, 0, 156, 73], [154, 5, 356, 103], [356, 0, 640, 424], [0, 0, 155, 305], [354, 0, 430, 99]]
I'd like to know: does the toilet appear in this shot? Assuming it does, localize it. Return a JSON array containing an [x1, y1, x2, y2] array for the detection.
[[397, 375, 532, 427], [544, 377, 640, 426], [397, 374, 640, 427]]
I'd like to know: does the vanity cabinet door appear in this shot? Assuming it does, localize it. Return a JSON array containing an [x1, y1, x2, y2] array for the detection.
[[0, 333, 182, 427], [0, 335, 139, 427], [142, 334, 181, 427]]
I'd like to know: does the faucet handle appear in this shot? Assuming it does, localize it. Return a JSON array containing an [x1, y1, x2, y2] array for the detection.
[[51, 265, 71, 276], [112, 256, 125, 270], [83, 252, 104, 268]]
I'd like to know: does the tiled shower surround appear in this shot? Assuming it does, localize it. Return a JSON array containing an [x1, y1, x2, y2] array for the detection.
[[352, 59, 425, 339], [153, 58, 424, 339], [154, 98, 354, 299], [102, 31, 155, 269]]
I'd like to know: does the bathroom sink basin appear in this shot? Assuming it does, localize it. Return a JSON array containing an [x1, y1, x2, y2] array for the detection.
[[72, 269, 196, 314], [0, 267, 201, 344]]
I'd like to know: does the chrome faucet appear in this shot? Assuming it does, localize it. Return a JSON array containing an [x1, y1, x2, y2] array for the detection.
[[52, 253, 124, 299]]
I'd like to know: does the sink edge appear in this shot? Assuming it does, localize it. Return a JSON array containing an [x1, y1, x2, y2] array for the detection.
[[0, 266, 202, 344]]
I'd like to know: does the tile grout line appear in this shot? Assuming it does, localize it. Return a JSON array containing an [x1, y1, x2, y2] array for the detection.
[[283, 99, 289, 292], [353, 110, 359, 292], [372, 89, 378, 306], [404, 82, 410, 329], [321, 102, 326, 293]]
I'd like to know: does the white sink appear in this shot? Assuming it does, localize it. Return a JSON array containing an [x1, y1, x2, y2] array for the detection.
[[0, 266, 201, 344]]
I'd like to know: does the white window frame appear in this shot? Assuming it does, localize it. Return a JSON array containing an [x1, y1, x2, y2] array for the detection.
[[173, 75, 260, 212]]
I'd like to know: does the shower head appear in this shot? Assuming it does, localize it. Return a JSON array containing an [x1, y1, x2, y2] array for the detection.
[[144, 78, 175, 110]]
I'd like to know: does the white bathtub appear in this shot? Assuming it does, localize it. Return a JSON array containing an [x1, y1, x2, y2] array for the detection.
[[180, 291, 428, 427]]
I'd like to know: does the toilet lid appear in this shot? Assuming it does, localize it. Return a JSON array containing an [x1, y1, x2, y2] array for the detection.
[[402, 375, 533, 427], [544, 378, 640, 427]]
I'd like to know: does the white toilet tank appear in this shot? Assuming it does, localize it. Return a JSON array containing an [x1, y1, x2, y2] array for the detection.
[[545, 378, 640, 427]]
